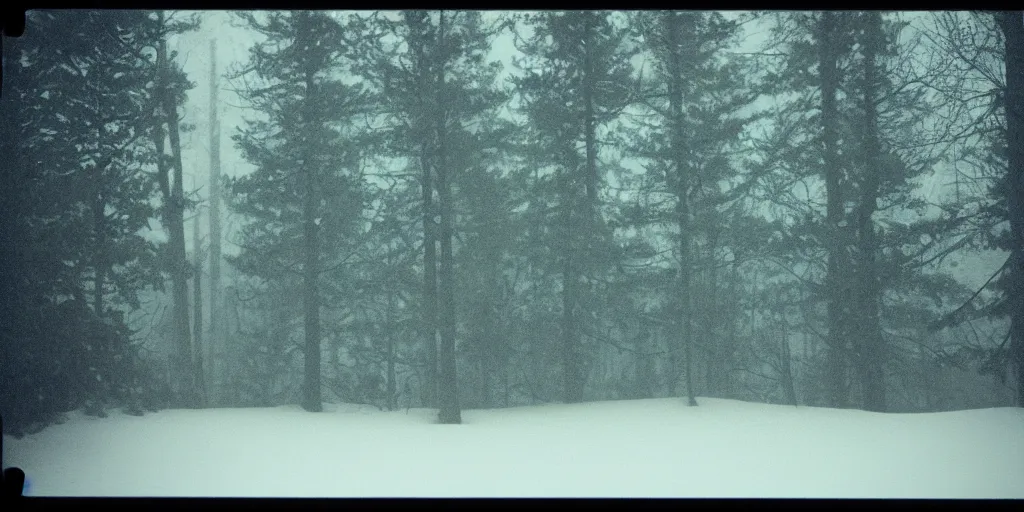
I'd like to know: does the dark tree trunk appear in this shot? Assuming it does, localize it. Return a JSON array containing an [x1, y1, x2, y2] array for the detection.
[[154, 22, 197, 408], [421, 147, 439, 408], [0, 36, 23, 364], [411, 13, 439, 408], [558, 12, 601, 406], [559, 130, 583, 402], [818, 11, 850, 409], [301, 165, 322, 414], [438, 228, 457, 421], [422, 168, 439, 409], [665, 12, 698, 407], [855, 11, 887, 413], [997, 12, 1024, 407], [436, 147, 460, 424], [561, 238, 581, 403], [435, 10, 461, 425], [300, 24, 322, 413]]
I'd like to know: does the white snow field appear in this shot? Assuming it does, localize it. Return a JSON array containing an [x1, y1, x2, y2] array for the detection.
[[4, 397, 1023, 498]]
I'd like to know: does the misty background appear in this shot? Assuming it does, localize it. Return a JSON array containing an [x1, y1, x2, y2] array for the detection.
[[0, 10, 1020, 435]]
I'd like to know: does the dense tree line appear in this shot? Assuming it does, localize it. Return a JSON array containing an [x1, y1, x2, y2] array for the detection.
[[1, 9, 1020, 434], [1, 10, 199, 433]]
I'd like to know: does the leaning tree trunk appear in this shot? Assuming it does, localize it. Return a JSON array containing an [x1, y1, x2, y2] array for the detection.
[[153, 23, 196, 408], [166, 67, 200, 408]]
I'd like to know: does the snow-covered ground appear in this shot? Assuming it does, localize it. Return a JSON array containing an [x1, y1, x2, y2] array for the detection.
[[4, 397, 1023, 498]]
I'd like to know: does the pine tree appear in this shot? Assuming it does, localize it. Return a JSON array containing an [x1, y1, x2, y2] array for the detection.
[[630, 10, 761, 405], [759, 12, 862, 408], [761, 12, 978, 410], [0, 9, 180, 430], [229, 11, 370, 413], [207, 38, 226, 406], [1002, 12, 1023, 405], [353, 10, 507, 423], [148, 11, 203, 408], [914, 13, 1021, 407], [455, 124, 518, 407], [512, 11, 638, 404]]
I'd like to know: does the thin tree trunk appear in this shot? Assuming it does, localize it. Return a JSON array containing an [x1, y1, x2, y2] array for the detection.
[[561, 164, 581, 403], [386, 244, 397, 411], [436, 10, 462, 424], [93, 180, 106, 320], [582, 13, 599, 210], [819, 11, 849, 409], [780, 320, 797, 406], [208, 38, 223, 407], [272, 307, 289, 408], [635, 318, 653, 398], [705, 226, 722, 396], [479, 301, 494, 408], [725, 262, 740, 398], [503, 367, 510, 408], [665, 323, 677, 395], [192, 199, 206, 408]]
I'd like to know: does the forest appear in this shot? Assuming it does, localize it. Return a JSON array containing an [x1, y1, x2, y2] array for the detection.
[[0, 10, 1021, 435]]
